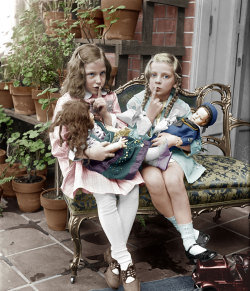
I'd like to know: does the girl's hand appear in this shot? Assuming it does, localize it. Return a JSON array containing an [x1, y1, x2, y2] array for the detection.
[[150, 132, 176, 147], [146, 90, 163, 123]]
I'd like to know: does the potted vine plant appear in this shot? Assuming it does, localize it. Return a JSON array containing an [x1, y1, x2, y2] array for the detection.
[[0, 105, 13, 163], [5, 0, 75, 116], [101, 0, 142, 40], [0, 176, 14, 216], [0, 60, 13, 109], [5, 1, 46, 115], [0, 106, 27, 197], [40, 0, 81, 37], [6, 122, 55, 212], [74, 0, 103, 41], [40, 160, 67, 231]]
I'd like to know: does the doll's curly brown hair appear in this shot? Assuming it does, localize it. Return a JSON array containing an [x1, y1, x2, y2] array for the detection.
[[49, 100, 94, 158]]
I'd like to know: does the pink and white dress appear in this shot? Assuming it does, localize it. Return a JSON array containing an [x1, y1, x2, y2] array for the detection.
[[50, 91, 144, 199]]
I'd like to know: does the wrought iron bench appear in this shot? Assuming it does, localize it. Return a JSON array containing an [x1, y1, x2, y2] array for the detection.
[[64, 75, 250, 283]]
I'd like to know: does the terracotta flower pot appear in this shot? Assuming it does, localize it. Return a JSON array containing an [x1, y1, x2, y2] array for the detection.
[[12, 175, 46, 212], [40, 188, 67, 231], [43, 11, 67, 35], [0, 149, 6, 164], [43, 11, 80, 37], [78, 9, 104, 40], [0, 82, 14, 108], [32, 89, 54, 122], [10, 85, 36, 115], [0, 163, 26, 197], [50, 92, 60, 114], [101, 0, 142, 40]]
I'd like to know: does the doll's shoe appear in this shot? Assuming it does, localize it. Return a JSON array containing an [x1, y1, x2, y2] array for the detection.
[[121, 263, 140, 291], [196, 231, 210, 247], [104, 260, 120, 289], [104, 247, 112, 264], [185, 243, 217, 263]]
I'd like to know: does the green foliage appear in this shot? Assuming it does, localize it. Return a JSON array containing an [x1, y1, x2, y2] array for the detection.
[[4, 0, 76, 89], [99, 5, 126, 41], [40, 0, 75, 16], [38, 87, 59, 110], [75, 0, 101, 10], [73, 1, 125, 43], [0, 105, 13, 144], [136, 215, 146, 228], [6, 122, 55, 182]]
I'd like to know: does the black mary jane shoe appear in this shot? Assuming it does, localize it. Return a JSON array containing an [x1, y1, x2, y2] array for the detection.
[[185, 243, 217, 264], [196, 231, 210, 247]]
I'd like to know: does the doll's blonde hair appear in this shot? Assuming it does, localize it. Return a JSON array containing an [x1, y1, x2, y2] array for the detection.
[[142, 53, 182, 118], [60, 44, 112, 98]]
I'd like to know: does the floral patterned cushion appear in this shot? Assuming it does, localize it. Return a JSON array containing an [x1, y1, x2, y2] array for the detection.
[[64, 155, 250, 215]]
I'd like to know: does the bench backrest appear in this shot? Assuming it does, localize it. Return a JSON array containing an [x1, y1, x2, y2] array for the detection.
[[115, 75, 246, 157]]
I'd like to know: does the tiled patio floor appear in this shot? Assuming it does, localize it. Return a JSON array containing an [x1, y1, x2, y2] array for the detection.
[[0, 196, 249, 291]]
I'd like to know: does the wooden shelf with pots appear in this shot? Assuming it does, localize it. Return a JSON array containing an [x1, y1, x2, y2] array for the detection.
[[76, 0, 188, 87]]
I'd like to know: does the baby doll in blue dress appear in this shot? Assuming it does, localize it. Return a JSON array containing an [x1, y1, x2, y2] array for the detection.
[[117, 102, 218, 168]]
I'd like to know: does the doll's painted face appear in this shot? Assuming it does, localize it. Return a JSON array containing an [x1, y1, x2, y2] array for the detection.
[[190, 107, 209, 126], [149, 61, 176, 101], [85, 58, 106, 96]]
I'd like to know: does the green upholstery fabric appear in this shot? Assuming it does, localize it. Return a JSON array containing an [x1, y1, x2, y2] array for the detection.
[[117, 84, 144, 112], [64, 155, 250, 216]]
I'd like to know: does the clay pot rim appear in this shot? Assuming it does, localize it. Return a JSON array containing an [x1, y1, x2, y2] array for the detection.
[[41, 188, 67, 210]]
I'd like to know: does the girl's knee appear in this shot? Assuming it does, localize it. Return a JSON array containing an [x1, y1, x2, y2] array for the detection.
[[142, 167, 164, 190]]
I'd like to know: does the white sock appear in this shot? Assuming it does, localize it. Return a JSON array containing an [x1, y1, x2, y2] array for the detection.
[[178, 222, 207, 256], [166, 216, 200, 240], [166, 216, 179, 231]]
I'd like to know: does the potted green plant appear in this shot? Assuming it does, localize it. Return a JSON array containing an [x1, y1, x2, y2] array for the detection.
[[40, 0, 80, 37], [74, 0, 103, 41], [101, 0, 142, 40], [0, 176, 14, 216], [0, 59, 13, 109], [6, 122, 55, 212], [5, 1, 47, 115], [0, 107, 27, 196], [40, 160, 67, 231], [0, 105, 14, 165]]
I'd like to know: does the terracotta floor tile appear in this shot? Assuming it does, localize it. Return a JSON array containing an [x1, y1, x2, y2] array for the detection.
[[8, 244, 72, 283], [198, 207, 249, 224], [34, 268, 107, 291], [0, 259, 27, 290], [0, 228, 54, 256], [0, 212, 28, 230], [205, 226, 249, 255], [221, 216, 250, 238]]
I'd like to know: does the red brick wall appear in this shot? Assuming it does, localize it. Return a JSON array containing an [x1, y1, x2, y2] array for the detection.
[[127, 0, 195, 90]]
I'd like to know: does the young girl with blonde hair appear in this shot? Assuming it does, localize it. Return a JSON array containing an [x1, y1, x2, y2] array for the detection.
[[127, 53, 217, 263], [50, 44, 140, 291]]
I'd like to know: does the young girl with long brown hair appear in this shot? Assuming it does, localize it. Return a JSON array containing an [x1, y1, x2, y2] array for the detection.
[[49, 44, 141, 291]]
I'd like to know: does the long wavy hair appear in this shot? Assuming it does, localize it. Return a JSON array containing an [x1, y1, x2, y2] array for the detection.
[[60, 44, 112, 98], [142, 53, 182, 118], [49, 100, 94, 157]]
